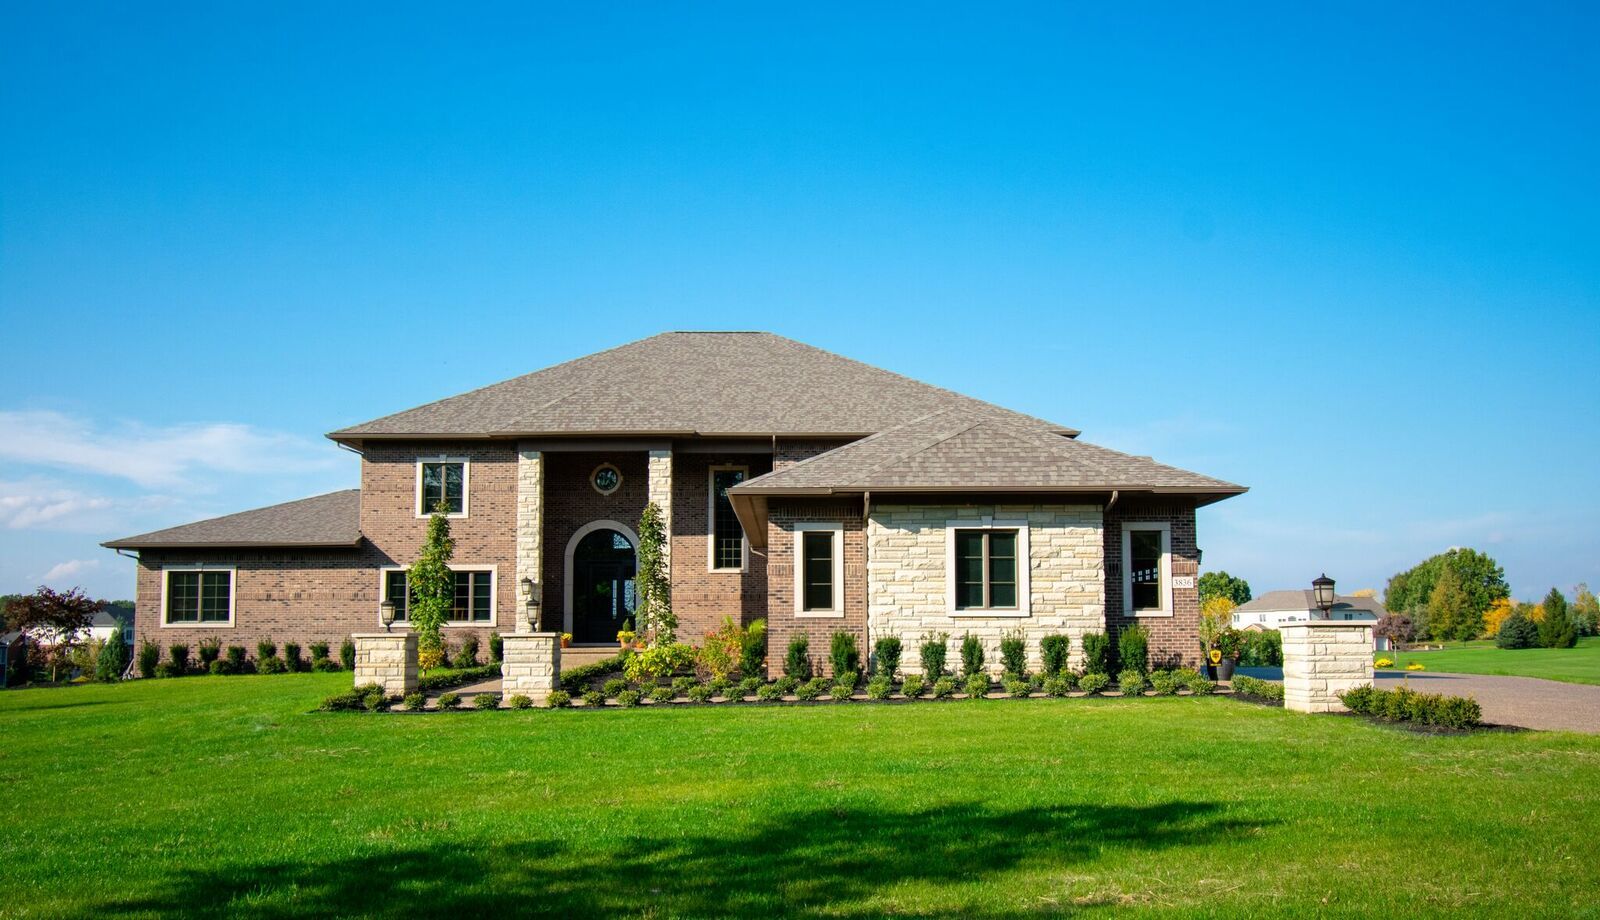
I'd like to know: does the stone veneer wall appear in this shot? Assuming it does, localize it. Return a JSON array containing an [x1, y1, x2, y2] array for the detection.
[[763, 498, 867, 677], [1281, 621, 1374, 713], [501, 633, 561, 704], [648, 449, 672, 572], [515, 447, 544, 632], [1103, 499, 1202, 669], [866, 503, 1105, 676], [352, 632, 418, 696]]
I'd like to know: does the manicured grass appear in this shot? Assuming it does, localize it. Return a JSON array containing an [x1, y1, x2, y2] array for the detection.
[[1376, 636, 1600, 686], [3, 675, 1599, 918]]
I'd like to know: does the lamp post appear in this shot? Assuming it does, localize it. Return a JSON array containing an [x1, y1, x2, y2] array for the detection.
[[520, 577, 542, 632], [1312, 573, 1336, 619], [379, 599, 397, 633]]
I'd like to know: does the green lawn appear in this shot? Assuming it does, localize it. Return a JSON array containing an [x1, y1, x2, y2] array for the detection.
[[1376, 636, 1600, 686], [3, 675, 1599, 918]]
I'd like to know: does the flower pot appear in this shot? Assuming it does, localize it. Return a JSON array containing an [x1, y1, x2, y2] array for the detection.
[[1217, 658, 1236, 681]]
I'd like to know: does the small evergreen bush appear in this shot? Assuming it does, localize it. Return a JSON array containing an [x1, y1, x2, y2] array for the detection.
[[320, 682, 388, 711], [313, 657, 342, 673], [167, 643, 190, 675], [1496, 610, 1540, 649], [282, 642, 302, 673], [1080, 632, 1110, 675], [581, 690, 604, 707], [197, 638, 222, 668], [1004, 677, 1029, 698], [616, 689, 642, 708], [872, 636, 902, 679], [96, 631, 128, 682], [455, 634, 480, 668], [1183, 673, 1216, 695], [1040, 635, 1070, 677], [208, 659, 233, 676], [226, 645, 247, 671], [437, 691, 461, 709], [259, 656, 288, 674], [835, 670, 859, 692], [756, 683, 784, 702], [649, 686, 675, 703], [671, 676, 696, 694], [404, 691, 426, 711], [361, 688, 387, 711], [688, 683, 714, 703], [931, 676, 957, 699], [740, 619, 767, 679], [796, 677, 830, 701], [900, 674, 926, 698], [964, 673, 990, 699], [866, 675, 892, 699], [1043, 675, 1073, 697], [473, 692, 500, 710], [339, 638, 356, 670], [309, 641, 330, 664], [1000, 632, 1026, 678], [137, 639, 160, 679], [960, 634, 985, 679], [256, 639, 277, 664], [1231, 674, 1283, 702], [603, 678, 628, 698], [1118, 625, 1149, 675], [919, 633, 949, 679], [507, 693, 535, 709], [537, 691, 564, 709], [1338, 684, 1481, 729], [1117, 668, 1147, 695], [1149, 671, 1181, 695], [784, 635, 813, 681], [1079, 672, 1110, 694], [774, 675, 799, 695], [488, 631, 503, 663], [738, 676, 763, 697], [829, 682, 853, 701], [709, 676, 733, 694], [829, 631, 860, 679]]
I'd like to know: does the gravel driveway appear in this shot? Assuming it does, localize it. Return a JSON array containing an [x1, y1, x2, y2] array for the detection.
[[1235, 667, 1600, 734]]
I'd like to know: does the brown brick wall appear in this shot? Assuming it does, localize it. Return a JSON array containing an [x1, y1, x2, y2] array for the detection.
[[539, 451, 649, 636], [764, 498, 868, 678], [1104, 499, 1201, 668], [669, 451, 772, 640]]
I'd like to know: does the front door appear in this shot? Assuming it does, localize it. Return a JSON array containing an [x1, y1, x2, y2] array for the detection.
[[571, 528, 637, 644]]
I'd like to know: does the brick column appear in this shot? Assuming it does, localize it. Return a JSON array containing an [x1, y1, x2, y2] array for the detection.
[[352, 633, 418, 696], [1281, 621, 1374, 713], [501, 632, 561, 705], [648, 449, 672, 573], [516, 447, 544, 633]]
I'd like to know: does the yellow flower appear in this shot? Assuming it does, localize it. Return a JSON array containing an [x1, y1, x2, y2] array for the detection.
[[1375, 657, 1394, 668], [1406, 662, 1425, 671]]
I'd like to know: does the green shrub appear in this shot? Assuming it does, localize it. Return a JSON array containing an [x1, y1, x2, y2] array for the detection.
[[1239, 629, 1282, 666], [931, 676, 956, 699], [256, 639, 277, 664], [709, 676, 733, 693], [258, 657, 289, 674], [197, 638, 222, 668], [540, 691, 566, 709], [313, 657, 341, 673], [1148, 671, 1180, 695], [835, 670, 859, 692], [1040, 635, 1070, 677], [603, 678, 628, 698], [403, 691, 426, 711], [361, 689, 387, 711], [1079, 672, 1110, 694], [1496, 611, 1540, 649], [829, 682, 853, 701], [623, 643, 696, 684], [756, 683, 784, 702], [96, 631, 128, 682], [1184, 673, 1216, 695], [1118, 625, 1149, 675], [437, 691, 461, 710], [1000, 632, 1027, 678], [671, 675, 696, 694], [1337, 685, 1481, 729], [137, 639, 160, 679], [559, 654, 627, 693], [153, 662, 180, 679], [473, 691, 500, 710], [1081, 632, 1110, 675], [581, 690, 604, 707], [1026, 673, 1044, 693], [615, 689, 641, 708], [1232, 674, 1284, 702], [1004, 677, 1029, 698], [740, 619, 767, 679], [339, 638, 356, 670], [737, 676, 762, 697], [829, 632, 860, 679], [506, 693, 534, 709], [773, 675, 799, 695], [872, 636, 902, 679], [796, 677, 830, 701], [900, 674, 926, 698], [784, 635, 813, 681], [455, 635, 480, 668], [320, 682, 387, 712], [282, 642, 302, 673], [1117, 669, 1147, 695], [1043, 676, 1073, 697], [960, 634, 985, 678], [208, 659, 233, 676], [687, 683, 714, 703], [308, 641, 330, 664], [167, 643, 190, 675], [919, 633, 949, 679], [416, 663, 500, 692], [488, 631, 503, 663], [964, 673, 990, 699], [866, 675, 892, 699], [649, 686, 675, 703]]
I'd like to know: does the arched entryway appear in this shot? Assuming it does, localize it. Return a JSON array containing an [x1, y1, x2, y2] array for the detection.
[[564, 521, 639, 645]]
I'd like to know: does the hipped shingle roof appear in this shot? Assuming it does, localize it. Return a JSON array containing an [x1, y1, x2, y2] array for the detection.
[[103, 490, 361, 549]]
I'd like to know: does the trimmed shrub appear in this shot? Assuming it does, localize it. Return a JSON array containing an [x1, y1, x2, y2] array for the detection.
[[488, 631, 503, 663], [602, 678, 628, 698], [1232, 674, 1284, 702], [167, 643, 190, 675], [313, 658, 342, 673], [258, 657, 289, 675], [835, 670, 859, 692], [756, 683, 784, 702], [455, 635, 480, 669], [960, 634, 985, 679], [738, 676, 763, 697], [616, 689, 642, 708], [283, 642, 302, 673], [137, 639, 160, 679], [919, 633, 949, 679], [256, 639, 277, 664], [829, 682, 853, 701], [96, 631, 128, 682], [687, 683, 714, 703], [1239, 629, 1282, 666], [361, 688, 387, 711], [740, 619, 767, 679], [340, 638, 356, 670], [1117, 669, 1147, 695], [417, 663, 499, 692], [866, 675, 892, 700], [1081, 632, 1110, 675], [197, 638, 222, 668], [829, 632, 860, 679], [153, 662, 180, 679], [872, 636, 902, 679], [1149, 671, 1181, 695], [1184, 673, 1216, 695], [1004, 677, 1029, 698], [540, 691, 567, 709], [1118, 625, 1149, 675], [1026, 673, 1044, 693], [671, 675, 696, 694], [1000, 633, 1026, 678], [784, 635, 813, 681], [964, 673, 990, 699], [649, 686, 675, 703], [308, 641, 330, 664], [473, 691, 500, 710], [404, 691, 426, 711], [208, 659, 233, 676], [507, 693, 534, 709], [796, 677, 830, 701], [1079, 672, 1110, 694], [559, 653, 627, 694], [226, 645, 247, 671], [1040, 635, 1070, 677], [320, 682, 387, 712], [1339, 684, 1481, 729], [709, 676, 733, 694], [931, 676, 957, 699], [900, 674, 926, 698], [1043, 675, 1073, 697], [774, 675, 799, 695], [581, 690, 604, 707], [437, 691, 461, 710]]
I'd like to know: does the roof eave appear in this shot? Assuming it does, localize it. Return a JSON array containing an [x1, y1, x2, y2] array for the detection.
[[101, 538, 363, 551]]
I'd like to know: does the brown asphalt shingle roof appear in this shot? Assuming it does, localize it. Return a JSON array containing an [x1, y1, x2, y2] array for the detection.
[[729, 407, 1245, 495], [328, 332, 1077, 441], [103, 490, 361, 549]]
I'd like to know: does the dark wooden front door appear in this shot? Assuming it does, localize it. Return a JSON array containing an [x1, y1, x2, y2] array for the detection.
[[571, 528, 637, 644]]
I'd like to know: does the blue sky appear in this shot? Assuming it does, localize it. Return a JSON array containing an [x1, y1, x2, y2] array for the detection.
[[2, 2, 1596, 603]]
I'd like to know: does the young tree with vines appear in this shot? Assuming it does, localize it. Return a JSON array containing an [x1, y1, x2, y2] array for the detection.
[[407, 502, 455, 671], [635, 502, 675, 645]]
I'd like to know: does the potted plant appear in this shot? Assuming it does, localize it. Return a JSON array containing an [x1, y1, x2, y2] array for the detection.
[[616, 619, 637, 650], [1214, 628, 1243, 681], [560, 633, 572, 649]]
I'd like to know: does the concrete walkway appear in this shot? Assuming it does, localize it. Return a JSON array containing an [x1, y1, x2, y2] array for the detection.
[[1237, 666, 1600, 733]]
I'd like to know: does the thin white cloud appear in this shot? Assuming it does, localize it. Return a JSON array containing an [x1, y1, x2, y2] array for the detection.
[[0, 410, 342, 489], [0, 480, 177, 532], [43, 558, 99, 582]]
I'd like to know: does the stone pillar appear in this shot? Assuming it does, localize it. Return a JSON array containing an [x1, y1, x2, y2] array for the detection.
[[648, 448, 672, 574], [516, 447, 544, 633], [352, 633, 418, 696], [501, 632, 561, 705], [1281, 620, 1374, 713]]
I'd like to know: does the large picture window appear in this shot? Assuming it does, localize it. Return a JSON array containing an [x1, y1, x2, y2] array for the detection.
[[163, 568, 235, 626], [381, 568, 494, 623], [793, 522, 844, 616], [1121, 522, 1172, 616], [417, 459, 467, 516], [945, 521, 1030, 616], [708, 466, 748, 571]]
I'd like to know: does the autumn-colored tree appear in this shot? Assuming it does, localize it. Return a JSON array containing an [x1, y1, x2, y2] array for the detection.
[[1199, 596, 1237, 651], [1374, 612, 1414, 650], [1351, 588, 1378, 598], [1427, 567, 1471, 641], [1384, 548, 1508, 627], [3, 586, 105, 681], [1571, 584, 1599, 638], [1481, 598, 1514, 639]]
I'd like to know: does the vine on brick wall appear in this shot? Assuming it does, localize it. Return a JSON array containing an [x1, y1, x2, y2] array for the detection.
[[636, 502, 676, 645], [408, 502, 455, 671]]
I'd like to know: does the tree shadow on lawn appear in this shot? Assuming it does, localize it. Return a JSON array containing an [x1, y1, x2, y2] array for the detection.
[[96, 799, 1267, 918]]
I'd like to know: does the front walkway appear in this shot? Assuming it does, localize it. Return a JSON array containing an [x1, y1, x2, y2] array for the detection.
[[422, 646, 619, 709]]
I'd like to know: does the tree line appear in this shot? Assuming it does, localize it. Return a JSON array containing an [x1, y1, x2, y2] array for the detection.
[[1379, 548, 1595, 648]]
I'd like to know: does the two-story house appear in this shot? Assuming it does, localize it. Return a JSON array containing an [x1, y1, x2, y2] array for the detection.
[[105, 332, 1246, 674]]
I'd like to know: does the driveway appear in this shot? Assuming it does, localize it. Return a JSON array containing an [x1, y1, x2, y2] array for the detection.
[[1235, 667, 1600, 734]]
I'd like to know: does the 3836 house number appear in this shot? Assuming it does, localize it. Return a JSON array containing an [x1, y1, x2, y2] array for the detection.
[[1172, 575, 1196, 589]]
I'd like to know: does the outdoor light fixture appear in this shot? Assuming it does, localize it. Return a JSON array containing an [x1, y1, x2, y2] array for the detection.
[[1312, 573, 1336, 617], [379, 599, 397, 632], [521, 577, 542, 631]]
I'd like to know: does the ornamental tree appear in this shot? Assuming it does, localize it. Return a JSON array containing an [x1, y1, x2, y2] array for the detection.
[[1374, 612, 1414, 650], [407, 502, 455, 672], [1384, 548, 1508, 629], [1570, 584, 1599, 638], [1538, 587, 1578, 649], [1198, 571, 1252, 607], [1426, 567, 1471, 641], [3, 586, 104, 682], [635, 502, 675, 645]]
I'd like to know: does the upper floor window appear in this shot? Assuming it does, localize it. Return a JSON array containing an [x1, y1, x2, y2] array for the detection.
[[381, 568, 494, 623], [1121, 522, 1171, 616], [163, 567, 235, 626], [793, 522, 844, 616], [708, 466, 748, 571], [417, 459, 467, 517]]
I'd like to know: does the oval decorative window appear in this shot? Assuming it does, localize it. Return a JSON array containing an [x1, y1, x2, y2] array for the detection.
[[590, 463, 622, 496]]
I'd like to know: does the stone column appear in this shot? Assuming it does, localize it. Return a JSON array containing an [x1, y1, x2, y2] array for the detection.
[[352, 633, 418, 696], [516, 447, 544, 633], [648, 448, 672, 573], [501, 632, 561, 705], [1281, 620, 1374, 713]]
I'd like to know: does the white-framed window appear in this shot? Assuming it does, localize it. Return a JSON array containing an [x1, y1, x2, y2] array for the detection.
[[793, 522, 845, 617], [945, 520, 1030, 617], [1121, 521, 1172, 617], [161, 565, 236, 627], [379, 565, 497, 626], [416, 458, 469, 517], [707, 465, 749, 572]]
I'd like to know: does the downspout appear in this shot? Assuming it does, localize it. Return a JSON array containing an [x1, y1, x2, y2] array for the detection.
[[1105, 490, 1120, 513]]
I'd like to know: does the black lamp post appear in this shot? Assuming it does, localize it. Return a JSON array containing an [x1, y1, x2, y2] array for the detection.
[[1312, 573, 1336, 618], [520, 577, 542, 632]]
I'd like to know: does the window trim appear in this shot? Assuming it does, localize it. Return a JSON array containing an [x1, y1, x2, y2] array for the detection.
[[1121, 521, 1172, 618], [415, 457, 470, 519], [589, 462, 623, 496], [378, 564, 498, 628], [159, 565, 237, 628], [793, 522, 845, 618], [561, 520, 640, 633], [706, 464, 750, 573], [944, 519, 1030, 617]]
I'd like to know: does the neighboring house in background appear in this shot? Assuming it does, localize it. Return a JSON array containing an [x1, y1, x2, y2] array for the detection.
[[86, 608, 135, 647], [0, 631, 23, 687], [104, 332, 1246, 674], [1233, 590, 1387, 648]]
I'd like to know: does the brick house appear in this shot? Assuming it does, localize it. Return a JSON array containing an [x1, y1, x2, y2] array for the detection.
[[105, 332, 1245, 675]]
